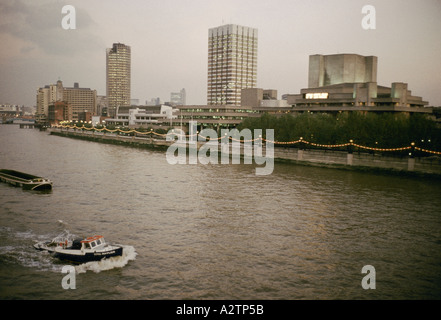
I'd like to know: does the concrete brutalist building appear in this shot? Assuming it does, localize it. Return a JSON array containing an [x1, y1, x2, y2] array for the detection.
[[285, 53, 430, 114]]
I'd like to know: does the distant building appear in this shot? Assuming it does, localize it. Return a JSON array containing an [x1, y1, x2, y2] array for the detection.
[[285, 53, 431, 114], [48, 101, 72, 125], [173, 104, 260, 131], [170, 88, 186, 106], [21, 106, 36, 116], [106, 43, 131, 118], [173, 88, 293, 132], [146, 98, 163, 106], [37, 80, 96, 122], [241, 88, 289, 110], [106, 105, 176, 128], [0, 104, 20, 114], [96, 95, 108, 117], [36, 80, 63, 121], [77, 111, 93, 123], [0, 104, 24, 123], [207, 24, 258, 106], [62, 82, 97, 121]]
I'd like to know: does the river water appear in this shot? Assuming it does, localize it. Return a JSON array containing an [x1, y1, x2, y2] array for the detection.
[[0, 124, 440, 300]]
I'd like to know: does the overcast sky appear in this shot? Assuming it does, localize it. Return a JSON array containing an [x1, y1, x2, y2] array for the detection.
[[1, 0, 440, 107]]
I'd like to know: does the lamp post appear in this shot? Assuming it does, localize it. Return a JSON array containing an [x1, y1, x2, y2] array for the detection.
[[348, 139, 354, 154]]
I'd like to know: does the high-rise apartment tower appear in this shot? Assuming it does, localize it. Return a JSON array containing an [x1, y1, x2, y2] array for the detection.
[[207, 24, 258, 106], [106, 43, 131, 117]]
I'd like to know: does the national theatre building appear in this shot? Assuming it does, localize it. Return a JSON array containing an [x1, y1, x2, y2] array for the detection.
[[285, 54, 431, 114]]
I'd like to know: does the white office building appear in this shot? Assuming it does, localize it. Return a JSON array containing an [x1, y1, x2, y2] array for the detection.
[[207, 24, 258, 106]]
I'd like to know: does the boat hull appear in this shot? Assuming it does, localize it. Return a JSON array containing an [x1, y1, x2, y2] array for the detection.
[[53, 246, 123, 264], [0, 169, 52, 191]]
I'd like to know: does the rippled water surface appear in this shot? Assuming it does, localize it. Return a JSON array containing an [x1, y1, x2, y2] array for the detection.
[[1, 125, 440, 299]]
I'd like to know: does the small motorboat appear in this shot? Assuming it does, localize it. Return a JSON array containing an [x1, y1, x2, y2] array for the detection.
[[34, 235, 123, 264], [0, 169, 52, 191]]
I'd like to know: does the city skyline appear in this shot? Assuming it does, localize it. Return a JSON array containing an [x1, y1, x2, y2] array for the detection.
[[0, 0, 440, 108]]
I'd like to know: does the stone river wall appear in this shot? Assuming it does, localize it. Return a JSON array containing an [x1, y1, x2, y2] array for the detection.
[[50, 129, 441, 178]]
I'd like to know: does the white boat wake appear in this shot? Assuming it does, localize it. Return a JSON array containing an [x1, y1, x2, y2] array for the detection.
[[74, 244, 137, 274]]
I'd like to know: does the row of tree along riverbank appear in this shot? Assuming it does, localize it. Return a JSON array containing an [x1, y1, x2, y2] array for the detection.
[[238, 112, 441, 155]]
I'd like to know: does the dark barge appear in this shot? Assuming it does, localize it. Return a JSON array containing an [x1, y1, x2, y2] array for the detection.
[[0, 169, 52, 191]]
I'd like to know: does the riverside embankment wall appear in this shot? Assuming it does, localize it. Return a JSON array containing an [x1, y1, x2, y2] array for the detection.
[[50, 129, 441, 177], [273, 148, 441, 176]]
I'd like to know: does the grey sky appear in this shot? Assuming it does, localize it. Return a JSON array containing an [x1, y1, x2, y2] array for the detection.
[[1, 0, 440, 107]]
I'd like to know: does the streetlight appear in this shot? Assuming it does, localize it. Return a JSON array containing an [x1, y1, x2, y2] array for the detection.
[[410, 142, 415, 158]]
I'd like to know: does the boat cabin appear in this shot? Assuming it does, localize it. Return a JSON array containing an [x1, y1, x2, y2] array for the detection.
[[76, 235, 106, 250]]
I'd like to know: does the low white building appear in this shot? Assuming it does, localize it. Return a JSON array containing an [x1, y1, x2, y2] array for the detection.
[[105, 105, 177, 127], [260, 99, 289, 108]]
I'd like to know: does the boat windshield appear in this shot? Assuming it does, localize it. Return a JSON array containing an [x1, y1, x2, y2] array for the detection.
[[81, 236, 105, 249]]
